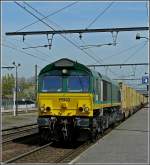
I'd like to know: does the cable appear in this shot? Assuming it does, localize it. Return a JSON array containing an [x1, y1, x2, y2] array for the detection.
[[14, 1, 104, 65], [86, 1, 114, 29], [2, 35, 53, 58], [16, 1, 78, 32], [122, 41, 148, 64], [18, 1, 125, 78], [80, 38, 104, 63], [80, 39, 122, 77], [2, 43, 48, 62], [23, 2, 66, 31], [102, 41, 146, 61], [79, 38, 122, 78], [80, 42, 115, 49], [22, 44, 52, 49], [14, 2, 124, 78], [2, 40, 50, 67]]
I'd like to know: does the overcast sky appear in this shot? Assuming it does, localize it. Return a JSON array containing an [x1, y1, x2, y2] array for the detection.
[[2, 1, 149, 89]]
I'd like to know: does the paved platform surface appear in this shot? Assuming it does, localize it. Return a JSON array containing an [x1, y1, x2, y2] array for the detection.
[[2, 111, 37, 130], [71, 107, 149, 164]]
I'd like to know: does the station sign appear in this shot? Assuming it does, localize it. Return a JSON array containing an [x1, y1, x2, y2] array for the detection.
[[142, 76, 149, 84]]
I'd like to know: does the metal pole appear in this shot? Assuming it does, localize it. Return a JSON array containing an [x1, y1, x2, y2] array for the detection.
[[13, 89, 16, 116], [15, 65, 18, 116], [35, 64, 38, 107], [12, 62, 20, 116]]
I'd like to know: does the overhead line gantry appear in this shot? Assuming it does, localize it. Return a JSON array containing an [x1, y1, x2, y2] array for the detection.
[[87, 63, 149, 67], [2, 66, 15, 69], [6, 27, 149, 36]]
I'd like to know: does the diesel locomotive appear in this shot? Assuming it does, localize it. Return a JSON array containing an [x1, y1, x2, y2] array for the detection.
[[37, 58, 147, 142]]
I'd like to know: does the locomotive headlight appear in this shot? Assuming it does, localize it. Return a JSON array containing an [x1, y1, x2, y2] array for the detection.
[[62, 69, 68, 74], [79, 107, 84, 112], [46, 107, 51, 111], [79, 106, 89, 113], [40, 107, 45, 111], [40, 104, 45, 112], [84, 107, 89, 112]]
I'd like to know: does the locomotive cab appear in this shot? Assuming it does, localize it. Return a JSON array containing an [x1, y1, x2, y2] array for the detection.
[[37, 58, 94, 141]]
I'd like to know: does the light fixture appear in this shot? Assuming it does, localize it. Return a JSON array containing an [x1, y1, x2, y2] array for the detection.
[[62, 69, 68, 74], [136, 33, 141, 40]]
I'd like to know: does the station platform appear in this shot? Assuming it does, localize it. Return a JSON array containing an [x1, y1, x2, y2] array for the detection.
[[2, 110, 37, 130], [70, 106, 149, 164]]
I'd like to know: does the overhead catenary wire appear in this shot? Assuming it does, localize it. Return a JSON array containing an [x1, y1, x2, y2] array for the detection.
[[13, 2, 141, 79], [22, 2, 81, 51], [79, 39, 123, 78], [16, 1, 78, 32], [22, 44, 52, 49], [70, 30, 121, 78], [15, 2, 123, 78], [22, 2, 66, 31], [14, 1, 104, 65], [86, 1, 114, 29], [122, 41, 148, 64], [80, 38, 104, 63], [80, 43, 115, 49], [14, 2, 148, 79], [2, 43, 48, 62], [102, 41, 146, 61], [30, 2, 104, 65], [2, 36, 52, 59], [69, 32, 121, 77], [2, 2, 148, 84], [29, 3, 103, 65]]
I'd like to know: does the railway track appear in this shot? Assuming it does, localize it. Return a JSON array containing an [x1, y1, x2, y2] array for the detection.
[[4, 142, 53, 163], [3, 139, 89, 163], [2, 107, 144, 163], [2, 124, 38, 143], [2, 121, 120, 163], [2, 124, 39, 162]]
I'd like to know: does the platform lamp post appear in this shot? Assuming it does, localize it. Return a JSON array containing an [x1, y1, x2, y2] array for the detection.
[[12, 62, 21, 116], [136, 33, 149, 93]]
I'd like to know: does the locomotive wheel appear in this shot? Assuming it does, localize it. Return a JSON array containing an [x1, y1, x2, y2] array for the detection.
[[122, 112, 126, 121], [90, 130, 98, 143], [100, 127, 103, 136], [106, 116, 109, 129], [128, 111, 131, 117]]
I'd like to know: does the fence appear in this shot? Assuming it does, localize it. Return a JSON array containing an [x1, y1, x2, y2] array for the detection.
[[1, 98, 35, 110]]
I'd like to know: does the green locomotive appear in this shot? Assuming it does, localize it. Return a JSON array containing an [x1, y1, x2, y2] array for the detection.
[[37, 58, 123, 142]]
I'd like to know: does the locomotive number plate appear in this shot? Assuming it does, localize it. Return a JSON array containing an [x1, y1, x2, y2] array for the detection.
[[59, 98, 70, 102]]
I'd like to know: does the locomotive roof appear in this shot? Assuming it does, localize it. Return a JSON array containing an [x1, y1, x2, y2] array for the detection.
[[39, 58, 91, 75], [39, 58, 119, 86]]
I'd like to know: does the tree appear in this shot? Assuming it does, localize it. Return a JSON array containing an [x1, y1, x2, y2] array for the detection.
[[2, 74, 36, 101], [2, 74, 15, 97], [18, 77, 35, 100]]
